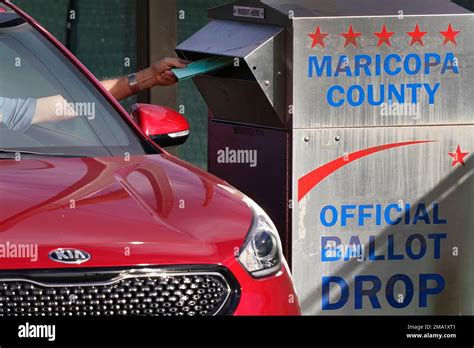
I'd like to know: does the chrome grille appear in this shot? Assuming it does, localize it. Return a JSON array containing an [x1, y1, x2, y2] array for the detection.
[[0, 270, 235, 316]]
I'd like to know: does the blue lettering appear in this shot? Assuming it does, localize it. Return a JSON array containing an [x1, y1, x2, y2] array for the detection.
[[406, 234, 427, 260], [355, 55, 372, 77], [322, 276, 349, 310], [321, 236, 341, 262], [341, 205, 357, 226], [419, 274, 445, 307], [358, 204, 374, 226], [404, 53, 422, 75], [335, 55, 352, 77], [344, 235, 362, 261], [384, 203, 402, 225], [375, 204, 382, 225], [424, 83, 440, 105], [407, 83, 423, 104], [433, 203, 447, 224], [369, 235, 385, 260], [384, 54, 402, 76], [368, 85, 384, 106], [327, 85, 345, 107], [388, 235, 404, 260], [321, 205, 338, 226], [388, 84, 405, 104], [385, 274, 414, 308], [375, 54, 381, 75], [355, 275, 382, 309], [424, 53, 441, 74], [441, 52, 459, 74], [413, 203, 430, 224], [308, 55, 332, 77], [428, 233, 447, 259], [347, 85, 364, 107]]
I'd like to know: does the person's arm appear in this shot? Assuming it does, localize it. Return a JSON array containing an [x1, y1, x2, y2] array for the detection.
[[102, 58, 189, 101], [29, 57, 189, 126], [33, 96, 71, 125]]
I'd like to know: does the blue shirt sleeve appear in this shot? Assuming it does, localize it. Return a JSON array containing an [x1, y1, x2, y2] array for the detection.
[[0, 97, 37, 132]]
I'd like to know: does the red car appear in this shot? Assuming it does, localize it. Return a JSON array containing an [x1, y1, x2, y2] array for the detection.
[[0, 1, 300, 316]]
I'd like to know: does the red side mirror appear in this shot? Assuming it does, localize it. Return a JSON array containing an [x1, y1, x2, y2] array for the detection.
[[131, 104, 190, 148]]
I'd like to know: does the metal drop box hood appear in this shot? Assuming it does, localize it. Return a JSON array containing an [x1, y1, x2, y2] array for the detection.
[[176, 16, 288, 128]]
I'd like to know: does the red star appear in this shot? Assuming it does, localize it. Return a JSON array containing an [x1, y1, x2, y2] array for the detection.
[[375, 24, 395, 47], [407, 24, 428, 46], [448, 145, 469, 167], [440, 24, 460, 45], [308, 26, 329, 48], [341, 25, 362, 47]]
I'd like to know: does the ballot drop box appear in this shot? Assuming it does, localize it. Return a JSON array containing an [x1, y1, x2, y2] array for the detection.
[[176, 0, 474, 315]]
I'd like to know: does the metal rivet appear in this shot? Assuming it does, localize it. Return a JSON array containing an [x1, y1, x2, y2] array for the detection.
[[304, 137, 310, 143], [335, 136, 341, 142], [264, 80, 270, 86]]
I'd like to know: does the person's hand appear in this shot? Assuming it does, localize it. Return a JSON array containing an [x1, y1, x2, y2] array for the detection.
[[151, 58, 190, 86]]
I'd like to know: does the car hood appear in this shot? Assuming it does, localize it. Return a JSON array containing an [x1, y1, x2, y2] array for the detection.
[[0, 154, 253, 269]]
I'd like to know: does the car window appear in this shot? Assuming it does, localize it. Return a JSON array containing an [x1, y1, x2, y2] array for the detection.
[[0, 13, 155, 157]]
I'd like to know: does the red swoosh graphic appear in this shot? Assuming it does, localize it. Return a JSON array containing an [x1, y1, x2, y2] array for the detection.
[[298, 141, 435, 201]]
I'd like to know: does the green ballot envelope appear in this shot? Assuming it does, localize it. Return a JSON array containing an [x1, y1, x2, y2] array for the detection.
[[172, 56, 234, 81]]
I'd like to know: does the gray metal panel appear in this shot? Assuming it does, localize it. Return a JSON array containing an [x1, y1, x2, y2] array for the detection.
[[292, 126, 473, 314], [208, 0, 292, 26], [262, 0, 470, 17], [246, 29, 287, 123], [208, 122, 291, 256], [293, 15, 474, 128], [193, 75, 286, 128], [207, 0, 469, 26], [176, 19, 284, 58]]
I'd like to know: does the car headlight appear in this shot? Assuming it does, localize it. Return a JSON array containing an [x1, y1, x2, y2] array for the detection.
[[238, 197, 282, 278]]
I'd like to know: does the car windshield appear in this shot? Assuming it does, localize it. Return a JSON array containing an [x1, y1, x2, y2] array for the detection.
[[0, 11, 155, 158]]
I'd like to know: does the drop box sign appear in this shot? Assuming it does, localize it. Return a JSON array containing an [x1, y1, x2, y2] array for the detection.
[[292, 15, 474, 315]]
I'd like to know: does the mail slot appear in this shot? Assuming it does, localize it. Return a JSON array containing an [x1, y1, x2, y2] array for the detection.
[[176, 0, 474, 315]]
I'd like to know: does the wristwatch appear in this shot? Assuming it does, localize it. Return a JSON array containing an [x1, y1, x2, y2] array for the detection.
[[128, 73, 140, 95]]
